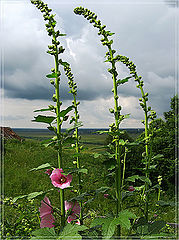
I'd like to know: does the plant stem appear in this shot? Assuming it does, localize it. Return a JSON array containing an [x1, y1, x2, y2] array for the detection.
[[54, 39, 65, 229], [139, 87, 149, 221], [108, 45, 122, 236], [63, 63, 83, 224], [74, 98, 83, 225], [121, 147, 128, 191]]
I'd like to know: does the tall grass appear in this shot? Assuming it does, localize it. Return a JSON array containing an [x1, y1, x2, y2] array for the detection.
[[3, 139, 175, 224]]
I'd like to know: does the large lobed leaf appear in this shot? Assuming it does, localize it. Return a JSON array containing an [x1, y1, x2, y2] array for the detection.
[[31, 227, 57, 239], [58, 224, 88, 240]]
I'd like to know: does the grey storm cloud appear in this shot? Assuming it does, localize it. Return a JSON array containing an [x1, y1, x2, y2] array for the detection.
[[2, 0, 177, 124], [164, 0, 179, 7]]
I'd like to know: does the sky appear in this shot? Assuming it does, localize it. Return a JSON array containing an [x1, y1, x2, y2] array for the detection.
[[0, 0, 178, 129]]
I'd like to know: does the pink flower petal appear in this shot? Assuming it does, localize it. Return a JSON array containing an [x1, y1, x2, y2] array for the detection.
[[65, 201, 73, 211], [72, 202, 81, 215], [76, 220, 80, 225], [40, 214, 55, 228], [54, 169, 62, 178], [66, 174, 73, 184], [59, 181, 70, 189], [128, 186, 135, 191], [45, 169, 52, 176], [50, 169, 72, 189], [104, 194, 109, 198], [39, 196, 52, 218], [67, 213, 77, 223]]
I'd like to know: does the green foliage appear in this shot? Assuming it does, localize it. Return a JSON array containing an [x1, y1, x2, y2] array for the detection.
[[1, 198, 39, 239], [90, 210, 136, 239], [31, 228, 57, 239], [2, 139, 176, 238], [29, 163, 52, 172], [137, 95, 178, 191], [58, 224, 88, 239]]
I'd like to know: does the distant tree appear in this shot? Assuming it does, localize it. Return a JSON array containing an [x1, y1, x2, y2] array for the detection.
[[137, 95, 178, 191], [103, 96, 178, 192]]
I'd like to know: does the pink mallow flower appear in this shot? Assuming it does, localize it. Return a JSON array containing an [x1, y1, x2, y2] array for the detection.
[[50, 168, 72, 189], [45, 169, 52, 176], [128, 186, 135, 191], [104, 194, 109, 198], [39, 196, 55, 228], [65, 201, 81, 225]]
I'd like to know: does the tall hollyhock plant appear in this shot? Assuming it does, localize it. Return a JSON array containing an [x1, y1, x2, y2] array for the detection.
[[62, 62, 84, 224], [74, 7, 130, 236], [74, 6, 157, 233], [31, 0, 73, 228]]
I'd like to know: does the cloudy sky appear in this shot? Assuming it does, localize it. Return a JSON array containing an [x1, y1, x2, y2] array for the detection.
[[0, 0, 178, 129]]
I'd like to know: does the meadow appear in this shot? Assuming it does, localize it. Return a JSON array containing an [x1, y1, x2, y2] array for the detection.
[[1, 129, 177, 239]]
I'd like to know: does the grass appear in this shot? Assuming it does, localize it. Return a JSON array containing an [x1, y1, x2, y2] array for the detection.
[[1, 137, 177, 239]]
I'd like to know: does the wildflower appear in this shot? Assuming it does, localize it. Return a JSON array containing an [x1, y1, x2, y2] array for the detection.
[[65, 201, 81, 224], [39, 196, 55, 228], [45, 169, 52, 176], [104, 194, 109, 198], [50, 168, 72, 189], [128, 186, 135, 191]]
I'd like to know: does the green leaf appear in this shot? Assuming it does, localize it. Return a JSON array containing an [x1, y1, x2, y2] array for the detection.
[[66, 122, 83, 132], [46, 73, 58, 78], [90, 217, 106, 228], [27, 191, 46, 200], [139, 176, 152, 186], [118, 139, 126, 145], [90, 217, 117, 239], [94, 153, 102, 158], [96, 130, 109, 134], [63, 136, 75, 145], [29, 163, 52, 172], [32, 115, 56, 124], [31, 227, 57, 239], [59, 33, 66, 36], [125, 175, 152, 185], [69, 192, 90, 202], [59, 106, 73, 118], [117, 76, 131, 85], [59, 59, 69, 67], [12, 194, 28, 203], [58, 223, 88, 240], [148, 164, 157, 170], [43, 141, 57, 148], [148, 221, 166, 234], [102, 218, 117, 240], [114, 210, 137, 230], [12, 189, 54, 203], [95, 187, 110, 194], [157, 200, 175, 207], [151, 154, 164, 161], [125, 175, 140, 182], [122, 191, 135, 200], [34, 108, 53, 113]]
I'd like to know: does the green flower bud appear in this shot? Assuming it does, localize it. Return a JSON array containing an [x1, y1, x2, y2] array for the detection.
[[109, 108, 114, 113]]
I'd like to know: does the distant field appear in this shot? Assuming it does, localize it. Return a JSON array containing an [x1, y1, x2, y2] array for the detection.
[[14, 128, 144, 142], [13, 128, 143, 153]]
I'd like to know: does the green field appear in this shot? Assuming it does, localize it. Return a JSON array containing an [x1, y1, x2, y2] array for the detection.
[[1, 129, 177, 239]]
